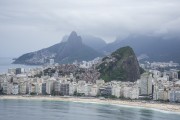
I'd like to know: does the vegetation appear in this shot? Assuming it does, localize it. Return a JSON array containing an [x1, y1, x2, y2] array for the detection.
[[97, 46, 140, 82], [0, 88, 3, 95], [140, 67, 145, 74], [73, 91, 84, 96], [30, 92, 37, 95]]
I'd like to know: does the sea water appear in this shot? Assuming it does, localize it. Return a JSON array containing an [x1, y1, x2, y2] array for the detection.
[[0, 57, 39, 74], [0, 99, 180, 120]]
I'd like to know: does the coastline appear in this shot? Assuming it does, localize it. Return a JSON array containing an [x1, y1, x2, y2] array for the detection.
[[0, 95, 180, 113]]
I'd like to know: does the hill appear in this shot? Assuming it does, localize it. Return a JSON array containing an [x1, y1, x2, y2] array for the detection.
[[97, 46, 140, 82]]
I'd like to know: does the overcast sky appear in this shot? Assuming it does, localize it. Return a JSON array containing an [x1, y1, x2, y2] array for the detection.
[[0, 0, 180, 57]]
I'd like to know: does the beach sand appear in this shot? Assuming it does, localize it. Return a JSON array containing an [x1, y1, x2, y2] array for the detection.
[[0, 95, 180, 113]]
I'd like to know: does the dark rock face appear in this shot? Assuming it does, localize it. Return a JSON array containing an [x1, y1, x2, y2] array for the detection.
[[61, 34, 107, 51], [97, 46, 140, 82], [13, 31, 102, 65]]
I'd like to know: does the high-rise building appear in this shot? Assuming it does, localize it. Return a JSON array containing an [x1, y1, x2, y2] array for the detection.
[[42, 83, 46, 95], [139, 73, 153, 96], [60, 83, 69, 96]]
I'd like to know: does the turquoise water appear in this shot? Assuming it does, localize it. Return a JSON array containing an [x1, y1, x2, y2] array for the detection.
[[0, 99, 180, 120]]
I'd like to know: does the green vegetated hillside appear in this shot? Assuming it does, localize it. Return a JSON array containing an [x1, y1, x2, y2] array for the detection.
[[97, 46, 140, 82]]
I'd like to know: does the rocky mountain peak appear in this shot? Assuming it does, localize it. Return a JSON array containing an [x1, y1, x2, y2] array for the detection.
[[67, 31, 82, 45]]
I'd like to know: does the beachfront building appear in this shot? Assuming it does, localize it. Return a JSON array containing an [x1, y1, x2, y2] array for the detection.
[[77, 81, 86, 95], [42, 83, 46, 95], [112, 84, 121, 98], [2, 82, 12, 94], [54, 80, 61, 95], [60, 83, 69, 96], [130, 86, 139, 99], [35, 83, 42, 95], [99, 85, 112, 97], [19, 82, 28, 94], [12, 83, 19, 95], [29, 83, 36, 94], [69, 82, 77, 95], [169, 89, 180, 102], [153, 77, 172, 101], [46, 80, 54, 95], [139, 73, 153, 96], [123, 86, 131, 98], [84, 83, 93, 96], [89, 84, 99, 96], [153, 85, 170, 101]]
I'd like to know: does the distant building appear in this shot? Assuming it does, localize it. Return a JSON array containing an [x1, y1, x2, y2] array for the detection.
[[60, 83, 69, 96], [54, 81, 61, 95], [15, 68, 22, 75], [2, 82, 12, 94], [42, 83, 46, 95], [69, 82, 77, 95], [169, 89, 180, 102], [112, 85, 121, 98], [77, 81, 86, 95], [46, 80, 54, 95], [19, 82, 28, 94], [29, 83, 36, 94], [12, 83, 19, 95], [8, 68, 16, 74], [99, 86, 112, 96], [139, 73, 153, 96], [90, 84, 99, 96], [84, 83, 93, 96]]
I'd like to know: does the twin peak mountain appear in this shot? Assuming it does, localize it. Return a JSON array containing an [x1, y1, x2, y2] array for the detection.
[[13, 31, 102, 65]]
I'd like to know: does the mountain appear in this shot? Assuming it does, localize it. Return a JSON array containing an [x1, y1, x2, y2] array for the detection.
[[102, 35, 180, 63], [13, 31, 103, 65], [96, 46, 140, 82], [61, 34, 107, 51]]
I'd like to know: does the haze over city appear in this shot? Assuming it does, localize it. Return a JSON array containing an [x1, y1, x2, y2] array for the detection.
[[0, 0, 180, 57]]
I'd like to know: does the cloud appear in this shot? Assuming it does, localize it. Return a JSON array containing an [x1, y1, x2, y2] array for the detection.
[[0, 0, 180, 57]]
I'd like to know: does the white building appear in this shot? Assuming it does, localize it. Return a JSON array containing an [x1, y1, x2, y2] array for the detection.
[[54, 80, 61, 95], [77, 81, 86, 95], [2, 82, 12, 94], [169, 89, 180, 102], [90, 84, 99, 96], [96, 80, 105, 87], [46, 80, 54, 95], [19, 82, 28, 94], [69, 82, 77, 95], [8, 68, 16, 74], [12, 83, 19, 95], [112, 85, 121, 98], [139, 73, 153, 95], [84, 83, 93, 96]]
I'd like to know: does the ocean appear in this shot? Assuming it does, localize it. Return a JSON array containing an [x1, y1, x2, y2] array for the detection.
[[0, 99, 180, 120], [0, 57, 40, 74]]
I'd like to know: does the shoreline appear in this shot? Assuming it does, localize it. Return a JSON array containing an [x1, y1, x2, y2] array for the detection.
[[0, 95, 180, 113]]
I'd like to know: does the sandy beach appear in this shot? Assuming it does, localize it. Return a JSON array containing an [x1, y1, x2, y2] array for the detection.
[[0, 95, 180, 113]]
